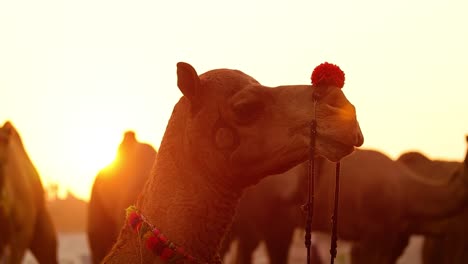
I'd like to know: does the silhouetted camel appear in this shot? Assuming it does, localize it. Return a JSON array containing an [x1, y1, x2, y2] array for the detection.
[[87, 131, 157, 264], [0, 121, 58, 264], [223, 146, 468, 264], [317, 148, 467, 264], [345, 146, 466, 264], [102, 62, 363, 263], [397, 136, 468, 264]]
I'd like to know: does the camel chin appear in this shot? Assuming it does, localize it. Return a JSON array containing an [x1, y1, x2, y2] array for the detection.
[[317, 138, 356, 162]]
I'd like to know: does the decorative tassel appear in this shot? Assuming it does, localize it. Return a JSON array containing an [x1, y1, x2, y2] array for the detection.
[[125, 205, 201, 263]]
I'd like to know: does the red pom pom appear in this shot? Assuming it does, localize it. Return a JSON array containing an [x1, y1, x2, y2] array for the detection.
[[152, 228, 161, 237], [176, 246, 185, 255], [128, 212, 142, 231], [311, 62, 345, 88], [186, 255, 196, 263], [160, 247, 175, 261], [146, 235, 160, 251], [159, 234, 168, 244]]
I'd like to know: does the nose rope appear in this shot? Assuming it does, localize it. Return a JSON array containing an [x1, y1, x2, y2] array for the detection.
[[329, 162, 340, 264], [303, 98, 317, 264], [303, 95, 341, 264], [303, 93, 318, 264]]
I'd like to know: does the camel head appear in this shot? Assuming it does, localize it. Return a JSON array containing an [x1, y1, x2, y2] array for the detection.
[[174, 62, 363, 187]]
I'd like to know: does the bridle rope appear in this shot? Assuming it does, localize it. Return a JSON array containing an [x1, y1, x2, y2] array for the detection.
[[303, 106, 341, 264], [304, 93, 341, 264], [304, 98, 317, 264], [330, 162, 340, 263]]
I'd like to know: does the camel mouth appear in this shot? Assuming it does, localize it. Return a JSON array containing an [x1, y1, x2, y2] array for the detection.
[[286, 135, 355, 163], [320, 137, 356, 162], [290, 126, 356, 162]]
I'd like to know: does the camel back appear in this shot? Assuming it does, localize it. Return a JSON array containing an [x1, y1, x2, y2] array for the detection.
[[398, 151, 462, 183]]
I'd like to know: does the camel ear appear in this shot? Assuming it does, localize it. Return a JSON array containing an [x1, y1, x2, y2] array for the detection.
[[177, 62, 201, 106], [3, 121, 13, 136]]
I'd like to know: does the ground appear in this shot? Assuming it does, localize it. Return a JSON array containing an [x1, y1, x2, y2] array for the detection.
[[22, 231, 423, 264]]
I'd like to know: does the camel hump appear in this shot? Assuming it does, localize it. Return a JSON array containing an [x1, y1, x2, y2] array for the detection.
[[1, 121, 15, 141], [123, 131, 136, 143], [118, 131, 156, 157], [2, 121, 13, 130], [118, 131, 138, 152], [397, 151, 430, 164], [0, 122, 26, 150]]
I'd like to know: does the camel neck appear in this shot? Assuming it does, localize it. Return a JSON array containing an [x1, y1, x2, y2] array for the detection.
[[126, 104, 242, 263], [104, 102, 244, 263], [134, 144, 241, 263]]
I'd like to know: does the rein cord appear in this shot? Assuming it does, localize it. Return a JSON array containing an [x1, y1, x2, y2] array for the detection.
[[330, 162, 340, 262], [304, 119, 316, 264], [304, 96, 341, 264]]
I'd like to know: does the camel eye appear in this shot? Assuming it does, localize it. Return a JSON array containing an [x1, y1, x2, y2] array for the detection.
[[232, 99, 264, 125]]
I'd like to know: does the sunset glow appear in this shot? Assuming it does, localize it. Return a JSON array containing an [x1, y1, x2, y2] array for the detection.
[[1, 0, 467, 201]]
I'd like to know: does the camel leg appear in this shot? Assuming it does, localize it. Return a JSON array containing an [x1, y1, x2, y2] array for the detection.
[[263, 225, 294, 264], [219, 229, 235, 261], [309, 243, 323, 264], [233, 236, 259, 264], [7, 244, 28, 264], [423, 233, 468, 264], [422, 237, 443, 264], [7, 221, 34, 264], [29, 208, 58, 264]]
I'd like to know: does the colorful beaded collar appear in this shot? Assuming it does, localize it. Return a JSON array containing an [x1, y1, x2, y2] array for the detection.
[[126, 205, 202, 264]]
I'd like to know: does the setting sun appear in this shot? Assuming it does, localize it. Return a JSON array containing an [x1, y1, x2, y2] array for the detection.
[[36, 113, 125, 200], [66, 127, 120, 198]]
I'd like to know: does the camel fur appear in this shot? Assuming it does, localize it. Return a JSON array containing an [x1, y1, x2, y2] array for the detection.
[[0, 121, 58, 264], [102, 62, 363, 264], [87, 131, 157, 264]]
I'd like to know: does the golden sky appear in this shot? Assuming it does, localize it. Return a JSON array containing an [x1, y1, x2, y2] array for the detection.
[[1, 0, 467, 201]]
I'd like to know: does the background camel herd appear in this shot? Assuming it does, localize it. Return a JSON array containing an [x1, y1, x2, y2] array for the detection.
[[1, 62, 467, 264]]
